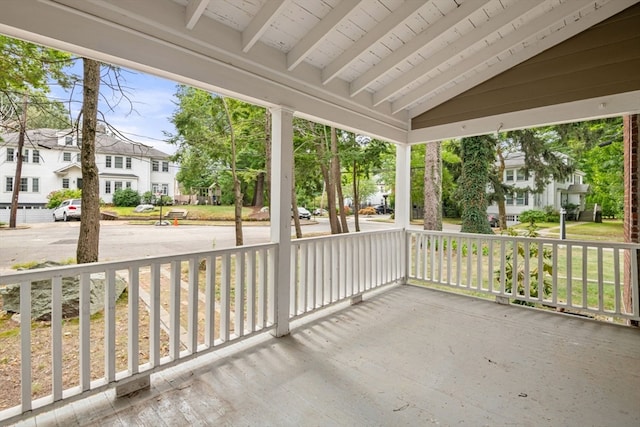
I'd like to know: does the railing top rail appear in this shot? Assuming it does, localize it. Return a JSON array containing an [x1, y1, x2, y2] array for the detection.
[[407, 229, 640, 250], [0, 242, 278, 284], [292, 227, 404, 244]]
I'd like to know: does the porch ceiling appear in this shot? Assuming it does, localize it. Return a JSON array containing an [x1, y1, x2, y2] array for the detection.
[[1, 0, 639, 144]]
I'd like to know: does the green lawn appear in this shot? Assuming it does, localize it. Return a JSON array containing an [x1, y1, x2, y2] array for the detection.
[[102, 205, 256, 221]]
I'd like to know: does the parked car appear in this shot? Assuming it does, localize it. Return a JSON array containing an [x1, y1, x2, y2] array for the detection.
[[53, 199, 82, 221], [312, 208, 327, 216], [488, 214, 498, 227], [294, 207, 312, 220], [375, 205, 393, 214]]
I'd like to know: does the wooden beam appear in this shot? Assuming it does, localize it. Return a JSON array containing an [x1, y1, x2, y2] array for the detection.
[[243, 0, 288, 53], [287, 0, 362, 71], [185, 0, 210, 30]]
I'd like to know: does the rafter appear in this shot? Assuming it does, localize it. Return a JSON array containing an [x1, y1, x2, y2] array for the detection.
[[349, 0, 486, 98], [373, 1, 544, 107], [321, 0, 424, 85], [287, 0, 363, 71], [185, 0, 210, 30], [403, 0, 636, 117], [243, 0, 288, 53]]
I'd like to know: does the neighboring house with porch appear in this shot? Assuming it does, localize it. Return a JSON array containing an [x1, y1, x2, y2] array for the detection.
[[0, 128, 177, 207], [488, 152, 590, 224]]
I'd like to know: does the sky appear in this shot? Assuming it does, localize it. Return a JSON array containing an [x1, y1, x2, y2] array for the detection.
[[49, 61, 179, 155]]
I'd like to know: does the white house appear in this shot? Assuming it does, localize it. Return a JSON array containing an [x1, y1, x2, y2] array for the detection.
[[487, 152, 590, 224], [0, 128, 177, 207]]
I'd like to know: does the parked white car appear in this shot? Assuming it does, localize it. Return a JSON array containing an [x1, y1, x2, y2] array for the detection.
[[52, 199, 82, 221]]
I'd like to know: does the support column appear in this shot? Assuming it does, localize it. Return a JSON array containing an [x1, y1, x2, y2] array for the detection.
[[395, 143, 411, 285], [624, 114, 640, 326], [270, 106, 294, 337], [395, 144, 411, 229]]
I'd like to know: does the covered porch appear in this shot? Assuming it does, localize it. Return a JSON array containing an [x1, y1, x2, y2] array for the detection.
[[1, 0, 640, 425], [13, 285, 640, 426]]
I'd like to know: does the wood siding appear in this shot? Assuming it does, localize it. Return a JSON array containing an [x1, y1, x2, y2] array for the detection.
[[412, 3, 640, 130]]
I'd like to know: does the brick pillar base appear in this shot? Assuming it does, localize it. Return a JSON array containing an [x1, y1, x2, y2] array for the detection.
[[624, 114, 639, 326]]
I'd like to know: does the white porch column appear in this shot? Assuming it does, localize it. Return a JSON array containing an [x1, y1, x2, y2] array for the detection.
[[395, 143, 411, 285], [395, 143, 411, 229], [270, 106, 294, 337]]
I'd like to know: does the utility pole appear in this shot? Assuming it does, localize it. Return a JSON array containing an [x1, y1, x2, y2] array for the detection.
[[9, 95, 28, 228]]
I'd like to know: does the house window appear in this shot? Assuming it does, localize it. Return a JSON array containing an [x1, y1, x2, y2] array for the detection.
[[152, 183, 169, 195], [105, 181, 111, 194], [162, 184, 168, 195], [77, 178, 82, 189], [505, 170, 514, 182], [516, 191, 528, 206], [32, 150, 40, 163], [152, 160, 159, 172], [7, 148, 14, 162], [125, 157, 132, 169], [32, 178, 39, 192], [22, 149, 29, 163], [516, 169, 528, 181], [65, 136, 73, 145], [20, 178, 28, 192], [125, 181, 131, 189], [114, 156, 123, 168], [114, 181, 123, 192], [63, 152, 72, 162], [62, 178, 70, 189], [505, 193, 514, 205], [105, 155, 112, 168], [5, 177, 13, 192], [162, 161, 169, 172]]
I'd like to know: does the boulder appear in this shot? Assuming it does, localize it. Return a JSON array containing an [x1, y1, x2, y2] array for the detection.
[[0, 261, 128, 321]]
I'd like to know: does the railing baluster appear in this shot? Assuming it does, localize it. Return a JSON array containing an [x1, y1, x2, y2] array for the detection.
[[632, 248, 640, 317], [523, 240, 530, 300], [105, 269, 116, 382], [614, 248, 621, 314], [235, 251, 245, 337], [488, 240, 494, 293], [52, 276, 63, 401], [221, 253, 231, 342], [128, 267, 140, 374], [537, 242, 544, 302], [456, 236, 462, 286], [552, 244, 558, 305], [169, 260, 181, 360], [257, 250, 266, 329], [20, 280, 32, 412], [476, 238, 483, 291], [499, 240, 506, 294], [597, 247, 604, 312], [582, 245, 588, 309], [567, 244, 573, 308], [290, 245, 297, 316], [247, 250, 256, 333], [150, 263, 161, 367], [79, 272, 91, 391], [205, 255, 215, 347], [300, 244, 307, 312], [188, 258, 198, 353], [512, 239, 518, 296], [267, 247, 275, 326]]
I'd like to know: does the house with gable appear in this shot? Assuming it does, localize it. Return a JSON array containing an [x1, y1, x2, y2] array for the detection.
[[487, 151, 590, 224], [0, 128, 177, 207]]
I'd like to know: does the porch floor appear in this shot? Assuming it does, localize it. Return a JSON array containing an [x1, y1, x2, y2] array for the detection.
[[17, 285, 640, 427]]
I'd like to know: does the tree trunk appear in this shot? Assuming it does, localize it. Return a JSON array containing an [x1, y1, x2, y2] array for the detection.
[[291, 167, 302, 238], [253, 172, 265, 207], [9, 95, 28, 229], [318, 127, 340, 234], [459, 136, 494, 234], [496, 149, 507, 230], [76, 58, 101, 264], [222, 97, 243, 246], [423, 141, 442, 231], [264, 109, 271, 205], [353, 161, 360, 232], [332, 127, 348, 233]]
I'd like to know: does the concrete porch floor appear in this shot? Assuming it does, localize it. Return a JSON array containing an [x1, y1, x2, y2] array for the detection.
[[14, 285, 640, 426]]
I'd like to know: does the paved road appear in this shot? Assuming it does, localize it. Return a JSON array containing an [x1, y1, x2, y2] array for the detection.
[[0, 217, 422, 273]]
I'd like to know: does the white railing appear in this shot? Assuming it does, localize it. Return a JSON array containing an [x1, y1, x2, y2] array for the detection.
[[407, 230, 640, 322], [0, 243, 276, 421], [289, 229, 405, 318]]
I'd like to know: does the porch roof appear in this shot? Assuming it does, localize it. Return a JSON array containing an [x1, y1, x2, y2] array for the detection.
[[25, 285, 640, 426], [1, 1, 638, 145]]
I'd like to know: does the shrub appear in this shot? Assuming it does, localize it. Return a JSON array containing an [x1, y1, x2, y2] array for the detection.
[[518, 209, 546, 225], [141, 191, 154, 204], [359, 207, 376, 215], [112, 188, 141, 207], [46, 189, 82, 208]]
